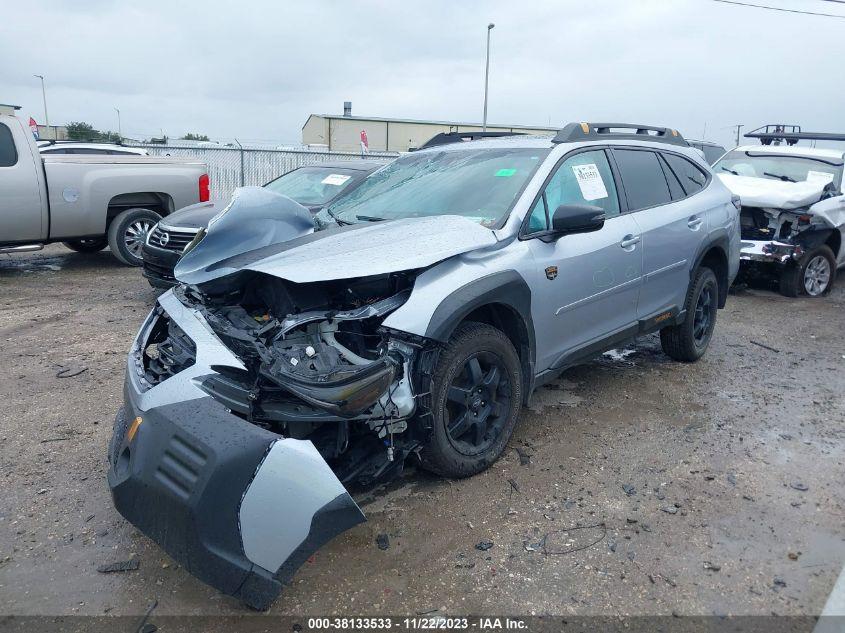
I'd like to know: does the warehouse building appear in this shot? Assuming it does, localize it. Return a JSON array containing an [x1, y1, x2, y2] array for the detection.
[[302, 104, 557, 152]]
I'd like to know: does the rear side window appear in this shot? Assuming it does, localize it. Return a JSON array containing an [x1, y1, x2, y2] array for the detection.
[[0, 123, 18, 166], [612, 149, 671, 211], [663, 153, 708, 196]]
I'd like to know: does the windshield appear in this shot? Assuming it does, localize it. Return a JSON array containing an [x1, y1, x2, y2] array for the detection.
[[715, 150, 843, 187], [319, 147, 550, 227], [264, 166, 363, 206]]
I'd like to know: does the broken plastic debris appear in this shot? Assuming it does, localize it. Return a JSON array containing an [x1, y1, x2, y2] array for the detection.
[[97, 559, 140, 573]]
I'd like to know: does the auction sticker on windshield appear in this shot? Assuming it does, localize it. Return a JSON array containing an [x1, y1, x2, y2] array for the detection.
[[572, 163, 608, 201], [322, 174, 352, 186]]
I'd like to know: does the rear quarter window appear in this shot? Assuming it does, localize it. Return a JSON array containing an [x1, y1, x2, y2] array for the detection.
[[663, 153, 708, 196], [0, 123, 18, 166]]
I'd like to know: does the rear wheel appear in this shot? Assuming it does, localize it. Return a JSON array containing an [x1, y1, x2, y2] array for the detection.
[[779, 245, 836, 298], [660, 267, 718, 362], [419, 322, 523, 478], [62, 237, 108, 253], [107, 208, 161, 266]]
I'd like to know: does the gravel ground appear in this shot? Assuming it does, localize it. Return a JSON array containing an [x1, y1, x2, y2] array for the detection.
[[1, 244, 843, 620]]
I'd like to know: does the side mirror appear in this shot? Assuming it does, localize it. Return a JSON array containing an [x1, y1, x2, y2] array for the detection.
[[551, 204, 606, 236]]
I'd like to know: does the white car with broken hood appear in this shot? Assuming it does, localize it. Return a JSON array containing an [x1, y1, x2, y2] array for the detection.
[[715, 132, 845, 296]]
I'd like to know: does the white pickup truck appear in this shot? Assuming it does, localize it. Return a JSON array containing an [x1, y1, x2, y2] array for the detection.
[[0, 107, 209, 265]]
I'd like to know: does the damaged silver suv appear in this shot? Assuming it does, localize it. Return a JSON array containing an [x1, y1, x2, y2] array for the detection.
[[108, 122, 740, 609]]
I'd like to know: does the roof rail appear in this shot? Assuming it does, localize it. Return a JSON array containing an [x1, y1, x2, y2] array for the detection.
[[553, 122, 687, 147], [745, 124, 845, 146], [36, 139, 129, 147], [416, 131, 524, 150]]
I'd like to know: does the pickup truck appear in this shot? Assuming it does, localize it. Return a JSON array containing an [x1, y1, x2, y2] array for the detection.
[[0, 107, 209, 265]]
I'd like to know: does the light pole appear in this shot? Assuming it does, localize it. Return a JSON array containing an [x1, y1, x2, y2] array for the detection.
[[734, 124, 744, 147], [115, 107, 121, 140], [34, 74, 49, 138], [482, 23, 495, 132]]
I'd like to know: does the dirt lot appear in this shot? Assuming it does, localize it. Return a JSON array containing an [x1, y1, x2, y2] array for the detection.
[[1, 244, 843, 620]]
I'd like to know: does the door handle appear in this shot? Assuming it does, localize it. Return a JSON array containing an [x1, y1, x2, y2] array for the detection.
[[620, 235, 640, 249], [688, 216, 703, 230]]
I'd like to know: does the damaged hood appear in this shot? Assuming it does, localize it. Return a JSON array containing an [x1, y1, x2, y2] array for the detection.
[[717, 173, 829, 209], [175, 187, 499, 285]]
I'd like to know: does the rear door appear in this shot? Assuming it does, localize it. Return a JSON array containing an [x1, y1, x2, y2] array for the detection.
[[0, 119, 46, 242], [611, 148, 709, 320], [525, 148, 643, 372]]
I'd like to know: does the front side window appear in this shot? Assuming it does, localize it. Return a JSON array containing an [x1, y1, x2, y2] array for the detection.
[[320, 147, 550, 227], [714, 150, 843, 188], [0, 123, 19, 166], [612, 149, 672, 211], [526, 149, 620, 233]]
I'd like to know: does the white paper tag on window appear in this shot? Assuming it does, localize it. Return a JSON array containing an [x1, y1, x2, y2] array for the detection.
[[806, 170, 834, 185], [321, 174, 352, 186], [571, 163, 608, 201]]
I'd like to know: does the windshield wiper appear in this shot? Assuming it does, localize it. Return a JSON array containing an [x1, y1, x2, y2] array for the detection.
[[763, 172, 797, 183], [325, 207, 352, 226], [356, 215, 388, 222], [720, 167, 739, 175]]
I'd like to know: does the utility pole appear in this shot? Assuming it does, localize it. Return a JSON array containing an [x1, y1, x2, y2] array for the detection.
[[733, 124, 743, 147], [482, 23, 495, 132], [34, 74, 49, 138], [114, 107, 121, 140]]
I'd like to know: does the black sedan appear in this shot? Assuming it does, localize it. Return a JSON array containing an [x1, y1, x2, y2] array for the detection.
[[142, 159, 386, 288]]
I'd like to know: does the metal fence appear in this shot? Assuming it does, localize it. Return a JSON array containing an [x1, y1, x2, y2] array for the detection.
[[127, 144, 399, 200]]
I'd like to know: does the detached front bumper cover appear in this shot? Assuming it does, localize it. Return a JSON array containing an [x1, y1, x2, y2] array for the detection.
[[108, 296, 366, 610]]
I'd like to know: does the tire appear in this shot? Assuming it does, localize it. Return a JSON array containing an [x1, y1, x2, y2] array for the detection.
[[62, 237, 108, 253], [778, 245, 836, 298], [660, 267, 718, 363], [419, 322, 523, 478], [107, 208, 161, 266]]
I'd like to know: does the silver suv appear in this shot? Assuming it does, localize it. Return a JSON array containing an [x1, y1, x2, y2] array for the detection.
[[108, 122, 740, 609]]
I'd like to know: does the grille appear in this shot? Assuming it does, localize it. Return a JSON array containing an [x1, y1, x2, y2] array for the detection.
[[148, 225, 198, 252], [144, 318, 196, 386]]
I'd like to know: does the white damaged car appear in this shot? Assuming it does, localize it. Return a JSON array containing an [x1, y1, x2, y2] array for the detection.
[[715, 141, 845, 296]]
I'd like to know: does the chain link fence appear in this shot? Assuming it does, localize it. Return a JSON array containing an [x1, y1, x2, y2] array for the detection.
[[126, 144, 399, 200]]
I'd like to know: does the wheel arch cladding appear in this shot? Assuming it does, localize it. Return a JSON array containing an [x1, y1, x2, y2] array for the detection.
[[693, 238, 729, 308], [424, 270, 535, 404]]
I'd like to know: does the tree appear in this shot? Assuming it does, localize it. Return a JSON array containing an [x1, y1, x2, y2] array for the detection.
[[66, 121, 97, 141], [65, 122, 121, 142], [181, 132, 209, 141]]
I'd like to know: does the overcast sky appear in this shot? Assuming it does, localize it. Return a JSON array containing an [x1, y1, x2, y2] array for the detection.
[[2, 0, 844, 148]]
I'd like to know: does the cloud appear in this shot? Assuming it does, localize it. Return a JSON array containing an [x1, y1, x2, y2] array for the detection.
[[2, 0, 843, 147]]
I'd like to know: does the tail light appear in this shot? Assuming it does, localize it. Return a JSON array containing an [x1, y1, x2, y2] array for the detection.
[[198, 174, 210, 202]]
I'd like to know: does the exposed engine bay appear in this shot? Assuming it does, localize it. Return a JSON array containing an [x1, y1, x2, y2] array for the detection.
[[141, 270, 436, 488]]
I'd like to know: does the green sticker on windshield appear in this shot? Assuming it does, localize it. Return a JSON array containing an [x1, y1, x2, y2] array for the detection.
[[495, 168, 517, 177]]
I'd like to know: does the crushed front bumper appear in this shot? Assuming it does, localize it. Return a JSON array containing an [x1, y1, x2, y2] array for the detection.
[[107, 291, 365, 610], [740, 239, 804, 265]]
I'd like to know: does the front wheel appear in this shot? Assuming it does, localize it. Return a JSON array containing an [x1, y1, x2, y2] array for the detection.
[[419, 322, 523, 478], [62, 237, 108, 253], [107, 208, 161, 266], [660, 267, 718, 362], [779, 245, 836, 298]]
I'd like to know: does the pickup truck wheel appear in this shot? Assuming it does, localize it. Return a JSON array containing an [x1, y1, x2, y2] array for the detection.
[[107, 208, 161, 266], [660, 266, 718, 363], [419, 322, 523, 478], [62, 238, 107, 253], [779, 245, 836, 298]]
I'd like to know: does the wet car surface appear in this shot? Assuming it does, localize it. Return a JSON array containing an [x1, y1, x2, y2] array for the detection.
[[1, 244, 844, 619]]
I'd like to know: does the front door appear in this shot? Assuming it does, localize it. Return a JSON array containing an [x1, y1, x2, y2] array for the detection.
[[525, 149, 642, 373]]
